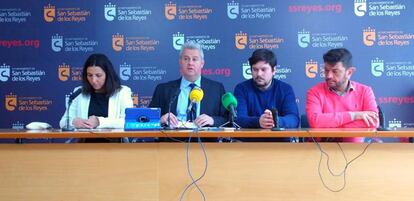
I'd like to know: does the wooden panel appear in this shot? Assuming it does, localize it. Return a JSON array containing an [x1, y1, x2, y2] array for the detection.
[[158, 143, 414, 201], [0, 144, 159, 201], [0, 143, 413, 201]]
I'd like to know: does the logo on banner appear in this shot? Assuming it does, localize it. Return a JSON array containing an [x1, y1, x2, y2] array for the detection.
[[305, 60, 318, 78], [0, 64, 45, 82], [370, 58, 414, 77], [231, 2, 275, 19], [235, 32, 247, 49], [363, 27, 376, 46], [112, 33, 124, 51], [227, 1, 239, 19], [371, 58, 384, 77], [44, 4, 56, 22], [58, 63, 70, 81], [120, 62, 131, 81], [388, 118, 402, 128], [50, 34, 97, 53], [103, 3, 151, 22], [132, 94, 139, 107], [12, 121, 24, 129], [173, 32, 185, 50], [5, 93, 17, 111], [0, 8, 31, 23], [118, 62, 166, 81], [242, 62, 251, 79], [43, 4, 90, 23], [104, 3, 116, 21], [274, 65, 292, 80], [354, 1, 406, 17], [235, 31, 284, 50], [0, 63, 10, 82], [51, 34, 63, 52], [298, 30, 311, 48], [354, 0, 367, 17], [165, 2, 177, 20], [164, 2, 212, 21]]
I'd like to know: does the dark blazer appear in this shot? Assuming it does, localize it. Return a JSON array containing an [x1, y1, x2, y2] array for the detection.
[[149, 76, 227, 127]]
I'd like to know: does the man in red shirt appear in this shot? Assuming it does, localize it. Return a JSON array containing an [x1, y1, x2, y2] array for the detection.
[[306, 48, 379, 142]]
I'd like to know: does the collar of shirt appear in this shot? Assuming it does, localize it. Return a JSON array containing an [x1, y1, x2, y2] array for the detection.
[[180, 77, 201, 89], [329, 80, 355, 96]]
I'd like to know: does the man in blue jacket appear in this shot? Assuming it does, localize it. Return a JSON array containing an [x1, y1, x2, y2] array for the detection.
[[234, 49, 299, 132]]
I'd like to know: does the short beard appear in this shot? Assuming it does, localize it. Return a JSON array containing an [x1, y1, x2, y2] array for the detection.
[[254, 78, 272, 90]]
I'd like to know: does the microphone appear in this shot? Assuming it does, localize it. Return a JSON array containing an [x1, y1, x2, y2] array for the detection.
[[271, 108, 284, 131], [377, 106, 390, 131], [62, 88, 82, 131], [68, 88, 82, 105], [221, 92, 238, 121], [166, 88, 181, 129], [187, 87, 204, 113], [219, 92, 241, 129]]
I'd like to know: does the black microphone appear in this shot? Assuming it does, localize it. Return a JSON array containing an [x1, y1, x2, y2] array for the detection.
[[271, 108, 284, 131], [68, 88, 82, 104], [62, 88, 82, 131], [377, 106, 390, 131], [165, 88, 181, 129]]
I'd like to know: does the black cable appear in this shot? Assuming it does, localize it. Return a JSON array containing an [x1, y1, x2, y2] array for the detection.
[[86, 130, 121, 143], [159, 119, 196, 143], [179, 128, 208, 201], [159, 129, 186, 143], [308, 131, 373, 192]]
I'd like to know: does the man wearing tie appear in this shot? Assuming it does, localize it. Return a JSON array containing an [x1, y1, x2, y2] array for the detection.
[[149, 42, 226, 127]]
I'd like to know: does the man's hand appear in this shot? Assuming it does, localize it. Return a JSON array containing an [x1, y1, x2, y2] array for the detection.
[[351, 111, 379, 127], [194, 114, 214, 127], [160, 112, 179, 127], [259, 109, 274, 129]]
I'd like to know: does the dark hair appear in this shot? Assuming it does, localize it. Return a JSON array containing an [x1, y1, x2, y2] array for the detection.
[[248, 49, 277, 69], [323, 48, 353, 69], [82, 53, 121, 96]]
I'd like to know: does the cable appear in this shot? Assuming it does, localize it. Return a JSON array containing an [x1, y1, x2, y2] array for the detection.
[[159, 129, 186, 143], [179, 128, 208, 201], [160, 119, 197, 143], [307, 131, 373, 192], [86, 130, 122, 143]]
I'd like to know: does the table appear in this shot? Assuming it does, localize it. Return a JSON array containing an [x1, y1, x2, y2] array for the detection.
[[0, 129, 413, 201]]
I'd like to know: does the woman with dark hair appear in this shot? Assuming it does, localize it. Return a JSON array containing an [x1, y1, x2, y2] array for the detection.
[[59, 53, 133, 129]]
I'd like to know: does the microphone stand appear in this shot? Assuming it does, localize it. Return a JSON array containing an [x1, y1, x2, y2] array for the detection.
[[62, 95, 75, 131], [377, 106, 390, 131], [271, 108, 284, 131], [164, 100, 175, 130], [164, 89, 181, 130], [219, 108, 241, 129]]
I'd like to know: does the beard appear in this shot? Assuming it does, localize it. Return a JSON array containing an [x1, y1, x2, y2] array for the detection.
[[254, 77, 272, 89], [326, 78, 348, 91]]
